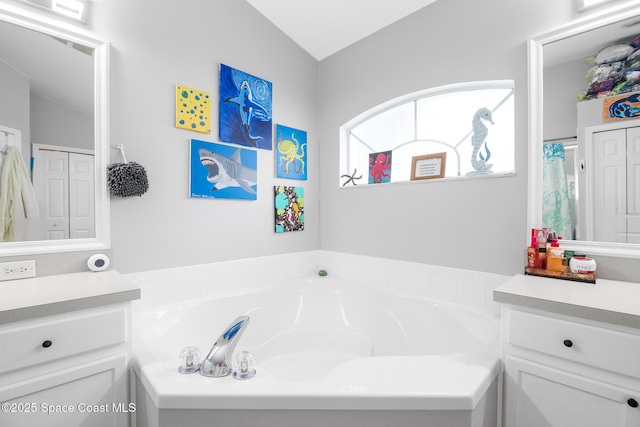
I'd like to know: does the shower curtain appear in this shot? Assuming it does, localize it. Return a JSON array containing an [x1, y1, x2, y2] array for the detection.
[[542, 142, 574, 240]]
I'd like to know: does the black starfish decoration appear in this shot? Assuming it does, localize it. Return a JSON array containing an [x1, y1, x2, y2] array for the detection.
[[341, 169, 363, 186]]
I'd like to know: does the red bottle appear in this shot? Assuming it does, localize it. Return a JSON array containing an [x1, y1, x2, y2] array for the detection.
[[527, 236, 540, 268]]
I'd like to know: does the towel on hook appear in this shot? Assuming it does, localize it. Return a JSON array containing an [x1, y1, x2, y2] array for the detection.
[[0, 146, 39, 242]]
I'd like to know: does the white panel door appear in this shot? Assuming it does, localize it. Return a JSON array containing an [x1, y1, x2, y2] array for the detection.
[[627, 127, 640, 244], [33, 145, 95, 241], [592, 129, 627, 243], [69, 153, 95, 239], [35, 150, 69, 240]]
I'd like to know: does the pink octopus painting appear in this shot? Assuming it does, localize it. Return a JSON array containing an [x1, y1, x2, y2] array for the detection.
[[368, 151, 392, 184]]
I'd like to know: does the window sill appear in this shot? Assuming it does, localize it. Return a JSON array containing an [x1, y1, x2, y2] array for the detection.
[[338, 170, 516, 189]]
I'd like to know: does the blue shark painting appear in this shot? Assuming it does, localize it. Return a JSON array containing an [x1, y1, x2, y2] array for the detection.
[[189, 139, 257, 200], [219, 64, 273, 150]]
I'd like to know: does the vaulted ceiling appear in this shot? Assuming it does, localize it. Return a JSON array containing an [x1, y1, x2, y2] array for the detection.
[[245, 0, 439, 60]]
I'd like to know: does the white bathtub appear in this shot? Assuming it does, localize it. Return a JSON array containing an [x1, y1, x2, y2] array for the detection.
[[132, 277, 500, 427]]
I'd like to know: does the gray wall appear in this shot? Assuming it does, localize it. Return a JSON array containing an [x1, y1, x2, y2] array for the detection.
[[544, 58, 592, 141], [0, 58, 30, 157], [318, 0, 587, 276], [2, 0, 639, 280], [30, 94, 94, 150], [87, 0, 320, 273]]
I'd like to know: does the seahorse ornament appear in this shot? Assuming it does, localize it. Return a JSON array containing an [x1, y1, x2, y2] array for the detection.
[[470, 107, 494, 172]]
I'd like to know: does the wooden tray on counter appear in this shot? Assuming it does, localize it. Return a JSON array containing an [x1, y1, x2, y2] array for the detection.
[[524, 267, 596, 284]]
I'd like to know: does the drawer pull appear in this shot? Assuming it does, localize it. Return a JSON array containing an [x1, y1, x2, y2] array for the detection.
[[563, 339, 573, 348], [629, 398, 639, 408], [42, 340, 52, 348]]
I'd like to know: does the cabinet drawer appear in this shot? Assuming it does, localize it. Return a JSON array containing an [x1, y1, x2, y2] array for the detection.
[[0, 308, 125, 375], [508, 309, 640, 378]]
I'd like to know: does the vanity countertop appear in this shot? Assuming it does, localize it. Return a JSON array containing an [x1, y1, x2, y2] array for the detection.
[[494, 274, 640, 329], [0, 270, 140, 324]]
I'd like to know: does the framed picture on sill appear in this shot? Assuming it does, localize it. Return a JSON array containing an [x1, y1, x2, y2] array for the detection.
[[410, 152, 446, 180]]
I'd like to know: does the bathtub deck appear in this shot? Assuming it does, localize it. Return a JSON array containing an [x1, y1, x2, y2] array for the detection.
[[135, 350, 499, 411]]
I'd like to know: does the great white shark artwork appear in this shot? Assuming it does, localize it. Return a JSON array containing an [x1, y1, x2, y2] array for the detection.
[[189, 140, 257, 200], [219, 64, 272, 150]]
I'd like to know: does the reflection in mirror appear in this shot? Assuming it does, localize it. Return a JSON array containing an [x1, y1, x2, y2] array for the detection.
[[0, 6, 109, 255], [529, 3, 640, 258]]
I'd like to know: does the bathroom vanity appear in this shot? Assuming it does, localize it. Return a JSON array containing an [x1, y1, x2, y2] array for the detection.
[[494, 274, 640, 427], [0, 271, 139, 427]]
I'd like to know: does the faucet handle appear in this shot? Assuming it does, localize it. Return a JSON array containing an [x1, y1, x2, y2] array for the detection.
[[178, 346, 202, 374], [232, 350, 257, 380]]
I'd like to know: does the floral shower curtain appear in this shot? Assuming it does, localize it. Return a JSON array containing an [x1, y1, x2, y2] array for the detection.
[[542, 142, 574, 240]]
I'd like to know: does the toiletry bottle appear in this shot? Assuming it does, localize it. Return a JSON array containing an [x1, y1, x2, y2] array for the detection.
[[546, 231, 555, 256], [527, 236, 540, 268], [564, 250, 574, 266], [547, 238, 566, 272], [537, 234, 547, 269], [535, 229, 548, 248]]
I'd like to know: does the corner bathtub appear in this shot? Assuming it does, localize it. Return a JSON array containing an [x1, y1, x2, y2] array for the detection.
[[132, 277, 500, 427]]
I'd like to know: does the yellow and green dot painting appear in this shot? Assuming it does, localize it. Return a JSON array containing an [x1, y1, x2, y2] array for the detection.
[[274, 186, 304, 233], [176, 84, 211, 133]]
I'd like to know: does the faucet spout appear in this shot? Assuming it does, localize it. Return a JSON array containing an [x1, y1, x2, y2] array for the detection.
[[200, 316, 250, 377]]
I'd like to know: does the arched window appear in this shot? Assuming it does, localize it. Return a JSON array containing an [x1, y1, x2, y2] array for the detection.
[[340, 80, 515, 186]]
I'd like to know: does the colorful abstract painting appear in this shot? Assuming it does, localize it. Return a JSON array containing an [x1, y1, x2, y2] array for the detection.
[[603, 93, 640, 122], [189, 139, 257, 200], [219, 64, 272, 150], [176, 85, 211, 133], [275, 124, 307, 180], [274, 186, 304, 232], [368, 150, 392, 184]]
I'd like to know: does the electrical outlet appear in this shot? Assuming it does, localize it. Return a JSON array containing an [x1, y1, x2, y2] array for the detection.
[[0, 260, 36, 281]]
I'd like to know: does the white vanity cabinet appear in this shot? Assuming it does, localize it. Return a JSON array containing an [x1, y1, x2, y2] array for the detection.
[[495, 274, 640, 427], [0, 271, 139, 427], [502, 307, 640, 426]]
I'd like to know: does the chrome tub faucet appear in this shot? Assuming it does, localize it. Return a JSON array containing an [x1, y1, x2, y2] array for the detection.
[[200, 316, 250, 377]]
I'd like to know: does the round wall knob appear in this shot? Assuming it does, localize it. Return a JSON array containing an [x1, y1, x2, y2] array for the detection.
[[628, 398, 638, 408], [42, 340, 52, 348], [563, 339, 573, 348]]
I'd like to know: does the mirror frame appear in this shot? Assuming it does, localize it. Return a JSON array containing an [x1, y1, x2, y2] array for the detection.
[[0, 5, 109, 256], [528, 3, 640, 259]]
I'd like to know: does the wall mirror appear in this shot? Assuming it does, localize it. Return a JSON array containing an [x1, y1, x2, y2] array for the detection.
[[528, 2, 640, 258], [0, 5, 109, 256]]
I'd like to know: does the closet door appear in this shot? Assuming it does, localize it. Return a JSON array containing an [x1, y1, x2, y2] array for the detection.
[[33, 145, 95, 241], [35, 150, 70, 240], [69, 153, 95, 239], [628, 127, 640, 244], [592, 129, 627, 243]]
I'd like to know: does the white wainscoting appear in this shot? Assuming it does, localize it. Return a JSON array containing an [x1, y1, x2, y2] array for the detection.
[[125, 250, 509, 317]]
